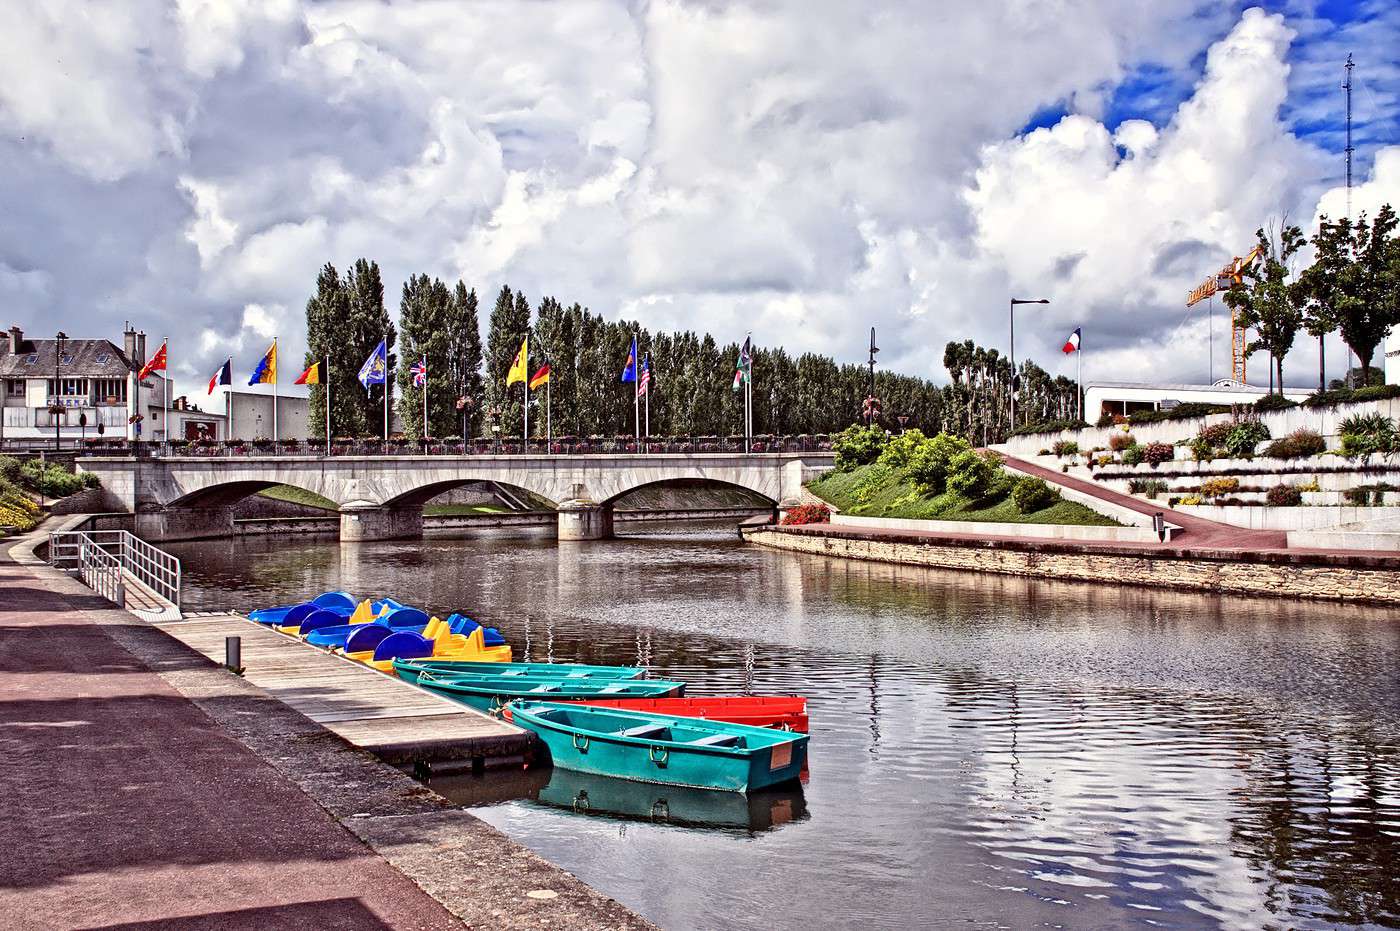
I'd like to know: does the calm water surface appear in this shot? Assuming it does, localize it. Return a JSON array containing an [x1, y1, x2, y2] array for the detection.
[[168, 523, 1400, 930]]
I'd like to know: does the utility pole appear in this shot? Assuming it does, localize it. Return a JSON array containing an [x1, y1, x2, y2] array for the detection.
[[866, 327, 878, 423]]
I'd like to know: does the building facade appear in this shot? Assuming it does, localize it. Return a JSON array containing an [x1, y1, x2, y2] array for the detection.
[[1084, 380, 1313, 421]]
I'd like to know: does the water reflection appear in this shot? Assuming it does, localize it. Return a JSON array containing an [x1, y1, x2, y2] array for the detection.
[[168, 524, 1400, 930]]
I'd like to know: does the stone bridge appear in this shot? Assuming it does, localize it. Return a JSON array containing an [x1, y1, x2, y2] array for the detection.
[[79, 453, 834, 542]]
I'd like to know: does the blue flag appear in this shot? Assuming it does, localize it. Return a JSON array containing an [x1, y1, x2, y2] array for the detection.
[[358, 339, 387, 389], [620, 337, 637, 383]]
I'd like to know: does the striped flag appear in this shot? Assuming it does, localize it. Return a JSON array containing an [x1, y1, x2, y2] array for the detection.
[[638, 355, 651, 396], [411, 357, 427, 387]]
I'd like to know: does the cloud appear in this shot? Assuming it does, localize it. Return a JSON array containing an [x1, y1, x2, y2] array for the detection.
[[0, 0, 1395, 405]]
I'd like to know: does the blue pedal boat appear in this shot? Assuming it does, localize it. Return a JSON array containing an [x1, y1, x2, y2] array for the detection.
[[248, 591, 358, 626], [303, 606, 433, 648], [393, 659, 645, 684], [413, 675, 684, 714], [508, 701, 808, 793]]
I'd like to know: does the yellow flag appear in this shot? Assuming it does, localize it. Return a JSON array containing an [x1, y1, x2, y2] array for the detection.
[[506, 337, 528, 385]]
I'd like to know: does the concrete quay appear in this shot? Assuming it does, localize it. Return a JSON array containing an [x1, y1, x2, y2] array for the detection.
[[1, 528, 656, 930]]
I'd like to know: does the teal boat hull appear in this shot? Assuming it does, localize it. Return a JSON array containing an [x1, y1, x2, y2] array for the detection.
[[394, 659, 644, 684], [509, 701, 809, 793], [414, 675, 684, 714], [535, 768, 808, 832]]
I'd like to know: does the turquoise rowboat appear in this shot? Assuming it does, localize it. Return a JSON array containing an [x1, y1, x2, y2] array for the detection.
[[393, 659, 645, 684], [412, 673, 684, 713], [509, 701, 809, 793]]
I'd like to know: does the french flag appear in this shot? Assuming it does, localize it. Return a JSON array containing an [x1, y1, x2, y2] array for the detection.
[[1062, 328, 1081, 354]]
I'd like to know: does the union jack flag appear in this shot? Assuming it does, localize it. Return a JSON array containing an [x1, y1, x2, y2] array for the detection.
[[638, 355, 651, 396], [410, 357, 427, 387]]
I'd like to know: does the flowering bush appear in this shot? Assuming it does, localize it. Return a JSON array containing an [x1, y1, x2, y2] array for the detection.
[[1266, 484, 1303, 507], [1108, 432, 1136, 452], [781, 503, 831, 525], [1142, 442, 1175, 466], [1200, 477, 1240, 500]]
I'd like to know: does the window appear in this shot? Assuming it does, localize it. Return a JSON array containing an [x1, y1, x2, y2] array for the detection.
[[22, 353, 37, 365], [5, 379, 23, 398], [59, 353, 73, 365], [47, 378, 88, 398], [95, 352, 110, 364], [92, 378, 127, 403]]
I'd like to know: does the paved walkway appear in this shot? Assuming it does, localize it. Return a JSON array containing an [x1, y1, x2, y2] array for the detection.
[[1000, 454, 1290, 549], [0, 557, 467, 930]]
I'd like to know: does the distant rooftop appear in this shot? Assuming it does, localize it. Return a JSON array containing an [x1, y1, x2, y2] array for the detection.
[[1084, 381, 1291, 395], [0, 336, 136, 378]]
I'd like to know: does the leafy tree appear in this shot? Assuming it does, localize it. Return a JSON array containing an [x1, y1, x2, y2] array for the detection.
[[304, 263, 358, 438], [1297, 216, 1348, 391], [1224, 225, 1305, 391], [1337, 205, 1400, 380], [483, 286, 531, 437], [345, 258, 395, 437], [447, 282, 484, 437], [395, 274, 455, 438]]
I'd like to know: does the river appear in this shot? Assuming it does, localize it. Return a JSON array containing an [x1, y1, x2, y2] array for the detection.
[[166, 522, 1400, 930]]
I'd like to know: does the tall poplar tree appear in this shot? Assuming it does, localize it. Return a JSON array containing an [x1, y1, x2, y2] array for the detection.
[[304, 262, 360, 439], [342, 259, 395, 437], [395, 274, 455, 438], [484, 285, 531, 436], [447, 282, 484, 437]]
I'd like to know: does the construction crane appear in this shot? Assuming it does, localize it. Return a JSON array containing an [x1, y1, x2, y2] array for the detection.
[[1186, 244, 1265, 384]]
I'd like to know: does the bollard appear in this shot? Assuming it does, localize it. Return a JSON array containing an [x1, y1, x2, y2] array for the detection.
[[1153, 512, 1165, 542], [225, 635, 243, 674]]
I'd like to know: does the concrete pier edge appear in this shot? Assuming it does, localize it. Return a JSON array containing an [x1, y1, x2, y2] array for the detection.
[[4, 521, 656, 930]]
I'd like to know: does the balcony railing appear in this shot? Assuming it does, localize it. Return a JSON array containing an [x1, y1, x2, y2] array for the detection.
[[71, 434, 837, 458]]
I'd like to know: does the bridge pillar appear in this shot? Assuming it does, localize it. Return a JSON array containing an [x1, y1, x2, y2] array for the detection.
[[134, 505, 237, 542], [557, 503, 613, 541], [340, 505, 423, 542]]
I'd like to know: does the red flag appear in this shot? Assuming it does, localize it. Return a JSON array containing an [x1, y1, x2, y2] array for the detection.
[[137, 341, 167, 380], [528, 365, 551, 390]]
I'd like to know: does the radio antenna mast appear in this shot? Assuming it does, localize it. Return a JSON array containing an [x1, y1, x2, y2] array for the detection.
[[1344, 53, 1355, 219]]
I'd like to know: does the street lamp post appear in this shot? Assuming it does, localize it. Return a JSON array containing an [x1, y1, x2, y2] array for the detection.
[[54, 331, 68, 449], [1008, 299, 1048, 430]]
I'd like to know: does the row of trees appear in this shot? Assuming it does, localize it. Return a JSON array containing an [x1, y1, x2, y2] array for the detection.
[[1225, 204, 1399, 390], [300, 260, 1080, 443]]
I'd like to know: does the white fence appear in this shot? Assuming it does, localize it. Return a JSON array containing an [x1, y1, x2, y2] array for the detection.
[[48, 529, 181, 612]]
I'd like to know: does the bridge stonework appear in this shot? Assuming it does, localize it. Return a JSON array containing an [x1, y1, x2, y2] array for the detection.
[[79, 453, 833, 542]]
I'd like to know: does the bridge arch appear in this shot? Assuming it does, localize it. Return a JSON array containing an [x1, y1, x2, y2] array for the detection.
[[379, 478, 558, 511], [601, 476, 777, 509]]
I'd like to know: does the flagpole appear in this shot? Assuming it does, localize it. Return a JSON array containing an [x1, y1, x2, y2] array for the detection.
[[1077, 333, 1084, 422], [546, 378, 552, 448], [421, 355, 428, 441], [633, 329, 640, 448], [524, 345, 530, 456], [382, 332, 389, 454], [226, 371, 232, 444], [162, 336, 169, 448], [644, 355, 650, 449], [325, 355, 332, 454], [272, 337, 279, 448]]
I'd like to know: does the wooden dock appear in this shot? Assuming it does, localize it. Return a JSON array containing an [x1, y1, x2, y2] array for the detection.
[[152, 613, 534, 766]]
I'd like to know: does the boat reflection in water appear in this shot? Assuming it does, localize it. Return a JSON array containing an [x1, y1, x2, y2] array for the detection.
[[425, 766, 808, 834], [533, 768, 808, 834]]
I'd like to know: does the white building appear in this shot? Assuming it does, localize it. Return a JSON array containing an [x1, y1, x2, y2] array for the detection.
[[1084, 380, 1313, 422], [1386, 329, 1399, 386], [0, 323, 165, 444]]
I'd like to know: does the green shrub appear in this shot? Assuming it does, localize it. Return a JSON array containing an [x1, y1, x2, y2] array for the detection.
[[81, 471, 101, 489], [0, 456, 20, 484], [983, 468, 1016, 505], [1197, 421, 1234, 447], [1010, 476, 1059, 513], [1108, 433, 1135, 452], [1339, 413, 1398, 459], [1305, 384, 1400, 408], [1051, 440, 1079, 457], [1095, 413, 1115, 428], [1223, 421, 1270, 458], [1121, 444, 1145, 466], [877, 429, 927, 468], [945, 449, 996, 499], [1200, 477, 1241, 499], [1142, 442, 1174, 466], [1352, 384, 1400, 403], [1010, 418, 1088, 437], [1128, 478, 1169, 499], [1253, 394, 1297, 413], [1128, 402, 1230, 425], [1266, 484, 1303, 507], [833, 424, 887, 471], [907, 433, 972, 494], [1264, 429, 1325, 459], [853, 463, 896, 503]]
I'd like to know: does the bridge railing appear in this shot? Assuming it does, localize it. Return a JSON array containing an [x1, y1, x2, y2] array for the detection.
[[49, 529, 181, 612], [73, 434, 837, 458]]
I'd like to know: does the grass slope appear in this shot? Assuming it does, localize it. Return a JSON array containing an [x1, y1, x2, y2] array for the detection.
[[808, 464, 1119, 526], [257, 485, 338, 511]]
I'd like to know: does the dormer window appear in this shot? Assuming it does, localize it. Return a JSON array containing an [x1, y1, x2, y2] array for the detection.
[[22, 353, 37, 365], [59, 353, 73, 365], [95, 352, 110, 364]]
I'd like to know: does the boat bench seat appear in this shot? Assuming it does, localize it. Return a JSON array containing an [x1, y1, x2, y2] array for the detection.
[[527, 684, 561, 693], [620, 724, 669, 739], [689, 733, 743, 749]]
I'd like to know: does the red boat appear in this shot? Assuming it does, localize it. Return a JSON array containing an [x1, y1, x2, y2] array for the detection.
[[507, 695, 808, 732]]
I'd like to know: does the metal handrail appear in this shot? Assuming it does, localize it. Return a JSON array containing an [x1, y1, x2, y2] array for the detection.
[[78, 539, 125, 607], [49, 530, 181, 612]]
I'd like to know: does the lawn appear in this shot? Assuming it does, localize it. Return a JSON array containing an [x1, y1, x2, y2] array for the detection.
[[257, 485, 338, 511], [422, 503, 516, 517], [807, 463, 1119, 526]]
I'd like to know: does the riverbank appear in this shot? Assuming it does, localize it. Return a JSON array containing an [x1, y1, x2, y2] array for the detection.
[[743, 522, 1400, 604], [1, 526, 654, 930]]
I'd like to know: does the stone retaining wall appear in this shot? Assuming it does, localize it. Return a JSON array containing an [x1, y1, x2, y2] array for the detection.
[[744, 526, 1400, 605]]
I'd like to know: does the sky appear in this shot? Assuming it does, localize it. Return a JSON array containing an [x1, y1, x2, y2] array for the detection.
[[1, 0, 1397, 402]]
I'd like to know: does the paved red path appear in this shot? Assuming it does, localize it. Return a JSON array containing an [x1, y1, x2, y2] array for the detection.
[[1000, 454, 1290, 549], [0, 558, 465, 930]]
